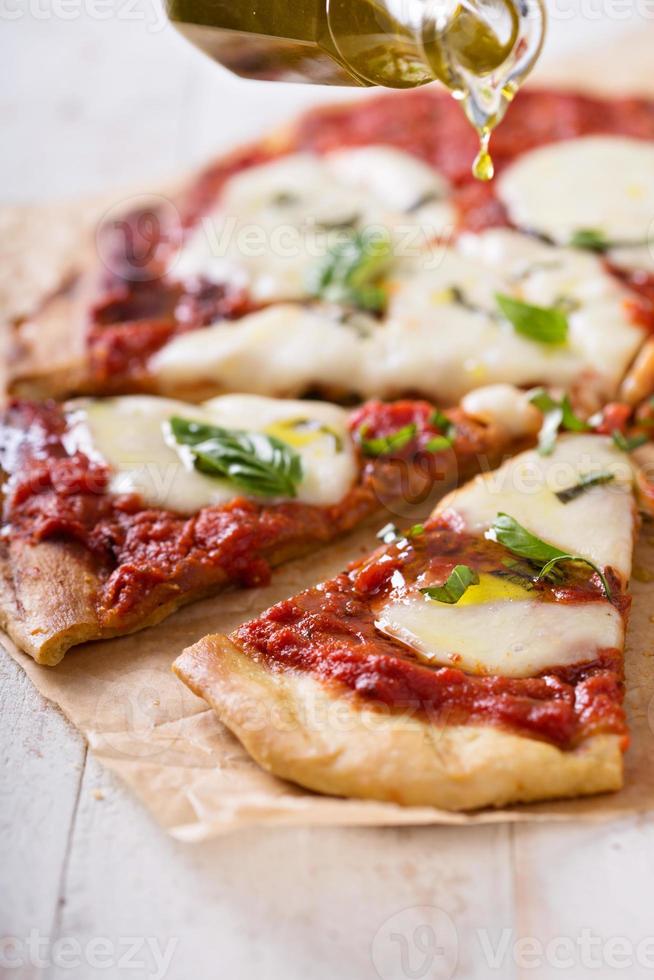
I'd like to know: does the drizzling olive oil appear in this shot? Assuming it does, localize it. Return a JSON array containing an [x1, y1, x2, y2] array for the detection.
[[165, 0, 546, 180]]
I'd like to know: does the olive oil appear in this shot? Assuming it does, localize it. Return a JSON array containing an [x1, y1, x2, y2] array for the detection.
[[165, 0, 546, 180]]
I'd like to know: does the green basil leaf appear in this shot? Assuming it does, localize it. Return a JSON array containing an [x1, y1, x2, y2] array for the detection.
[[488, 513, 566, 564], [169, 417, 303, 498], [488, 513, 612, 599], [535, 555, 612, 600], [496, 293, 569, 345], [612, 430, 648, 453], [359, 422, 416, 457], [528, 389, 589, 456], [421, 565, 480, 604], [307, 228, 392, 313], [569, 228, 609, 251], [555, 471, 614, 504]]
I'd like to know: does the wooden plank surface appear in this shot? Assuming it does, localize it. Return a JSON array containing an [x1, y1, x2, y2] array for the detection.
[[2, 7, 654, 980]]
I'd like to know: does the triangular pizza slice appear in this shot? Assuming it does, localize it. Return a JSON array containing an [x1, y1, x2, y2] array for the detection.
[[0, 386, 537, 665], [175, 432, 639, 810]]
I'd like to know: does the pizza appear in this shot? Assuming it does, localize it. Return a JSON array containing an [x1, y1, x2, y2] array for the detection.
[[174, 431, 641, 810], [0, 386, 537, 665], [4, 80, 654, 814], [6, 90, 654, 411]]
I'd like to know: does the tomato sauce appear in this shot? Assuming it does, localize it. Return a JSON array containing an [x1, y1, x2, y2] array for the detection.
[[234, 521, 628, 748], [88, 89, 654, 377], [1, 399, 502, 630]]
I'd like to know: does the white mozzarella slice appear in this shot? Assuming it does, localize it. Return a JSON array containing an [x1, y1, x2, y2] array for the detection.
[[461, 384, 541, 438], [151, 304, 380, 397], [64, 394, 356, 514], [376, 593, 623, 678], [325, 146, 450, 216], [384, 230, 642, 401], [497, 136, 654, 246], [607, 243, 654, 275], [172, 150, 454, 303], [439, 433, 636, 579], [158, 229, 643, 404]]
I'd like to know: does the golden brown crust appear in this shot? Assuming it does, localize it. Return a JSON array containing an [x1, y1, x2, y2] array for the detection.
[[0, 517, 369, 665], [7, 267, 95, 400], [174, 636, 624, 811]]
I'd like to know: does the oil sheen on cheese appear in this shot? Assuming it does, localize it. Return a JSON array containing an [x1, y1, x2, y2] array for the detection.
[[63, 394, 357, 514]]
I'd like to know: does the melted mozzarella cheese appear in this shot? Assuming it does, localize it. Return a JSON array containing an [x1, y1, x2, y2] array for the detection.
[[64, 394, 356, 514], [439, 433, 636, 579], [376, 593, 623, 678], [461, 385, 541, 438], [151, 304, 378, 396], [172, 149, 454, 303], [155, 230, 643, 404], [376, 432, 635, 678], [497, 136, 654, 247]]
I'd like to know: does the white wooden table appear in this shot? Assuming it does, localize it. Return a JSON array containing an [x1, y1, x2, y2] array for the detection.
[[2, 7, 654, 979]]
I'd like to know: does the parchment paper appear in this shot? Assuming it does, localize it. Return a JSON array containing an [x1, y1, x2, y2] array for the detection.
[[3, 30, 654, 839]]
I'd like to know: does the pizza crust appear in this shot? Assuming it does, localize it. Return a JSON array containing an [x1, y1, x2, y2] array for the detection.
[[174, 636, 624, 811], [7, 265, 96, 400]]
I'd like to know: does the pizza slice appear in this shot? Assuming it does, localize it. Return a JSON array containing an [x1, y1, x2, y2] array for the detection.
[[7, 90, 654, 406], [0, 386, 538, 666], [175, 431, 640, 810]]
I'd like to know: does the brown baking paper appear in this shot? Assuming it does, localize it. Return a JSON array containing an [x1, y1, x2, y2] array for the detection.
[[3, 30, 654, 838]]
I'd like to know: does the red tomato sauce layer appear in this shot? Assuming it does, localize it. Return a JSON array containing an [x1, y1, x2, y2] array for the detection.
[[89, 89, 654, 376], [0, 400, 494, 628], [234, 522, 629, 749]]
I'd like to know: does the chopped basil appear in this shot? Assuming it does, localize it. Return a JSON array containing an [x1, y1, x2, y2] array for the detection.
[[555, 471, 615, 504], [307, 228, 392, 313], [358, 422, 416, 457], [272, 191, 299, 207], [495, 293, 569, 346], [569, 228, 609, 252], [612, 430, 648, 453], [169, 417, 303, 499], [425, 409, 455, 452], [487, 513, 612, 599], [421, 564, 480, 604], [408, 523, 425, 537], [528, 389, 589, 456], [405, 189, 441, 214], [315, 213, 361, 231]]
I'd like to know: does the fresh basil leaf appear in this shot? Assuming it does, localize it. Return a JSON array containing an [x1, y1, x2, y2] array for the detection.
[[359, 422, 416, 457], [496, 293, 569, 345], [408, 523, 425, 537], [488, 513, 612, 599], [528, 389, 589, 456], [421, 565, 480, 604], [569, 228, 609, 252], [535, 555, 612, 599], [169, 417, 303, 498], [488, 513, 566, 564], [555, 471, 614, 504], [307, 228, 392, 313], [425, 435, 454, 452], [612, 430, 648, 453]]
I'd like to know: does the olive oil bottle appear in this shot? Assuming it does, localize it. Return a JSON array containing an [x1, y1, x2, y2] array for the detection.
[[165, 0, 546, 180]]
